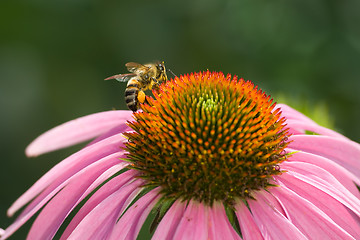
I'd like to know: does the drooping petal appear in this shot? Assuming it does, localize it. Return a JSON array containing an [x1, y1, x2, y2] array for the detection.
[[234, 201, 263, 240], [171, 200, 239, 240], [8, 133, 128, 217], [286, 119, 348, 140], [86, 124, 132, 146], [152, 200, 187, 239], [275, 104, 317, 125], [79, 162, 130, 199], [66, 179, 143, 240], [285, 150, 360, 197], [108, 188, 161, 240], [2, 152, 126, 240], [271, 183, 355, 239], [60, 170, 136, 239], [248, 191, 307, 239], [60, 169, 138, 239], [14, 156, 127, 233], [207, 202, 241, 240], [288, 135, 360, 178], [276, 173, 360, 238], [25, 154, 128, 240], [172, 200, 208, 240], [25, 110, 133, 157], [281, 161, 360, 217]]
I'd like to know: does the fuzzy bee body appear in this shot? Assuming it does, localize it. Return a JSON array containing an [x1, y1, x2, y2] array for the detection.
[[105, 61, 168, 111]]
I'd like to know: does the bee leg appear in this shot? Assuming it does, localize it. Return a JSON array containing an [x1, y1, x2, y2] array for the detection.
[[152, 84, 160, 91], [150, 78, 161, 91]]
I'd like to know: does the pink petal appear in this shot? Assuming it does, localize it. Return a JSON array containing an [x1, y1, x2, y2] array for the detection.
[[60, 169, 138, 239], [286, 150, 360, 197], [207, 202, 241, 240], [234, 201, 262, 240], [281, 161, 360, 217], [288, 135, 360, 177], [8, 133, 127, 218], [26, 110, 133, 157], [2, 153, 126, 240], [271, 183, 355, 239], [108, 188, 161, 240], [275, 104, 317, 125], [171, 200, 239, 240], [66, 179, 143, 240], [172, 200, 209, 240], [248, 191, 307, 239], [25, 154, 127, 240], [86, 124, 132, 146], [286, 119, 348, 140], [79, 162, 130, 199], [152, 200, 187, 239], [276, 173, 360, 238], [15, 163, 125, 236], [259, 188, 288, 217]]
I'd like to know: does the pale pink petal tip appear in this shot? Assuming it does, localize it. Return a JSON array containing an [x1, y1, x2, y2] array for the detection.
[[0, 228, 5, 236], [25, 110, 133, 157]]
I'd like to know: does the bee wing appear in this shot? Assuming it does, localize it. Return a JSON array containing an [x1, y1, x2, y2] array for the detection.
[[104, 73, 136, 82], [125, 62, 146, 73]]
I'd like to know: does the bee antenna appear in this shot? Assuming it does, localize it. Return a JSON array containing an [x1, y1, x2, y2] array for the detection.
[[167, 68, 177, 78]]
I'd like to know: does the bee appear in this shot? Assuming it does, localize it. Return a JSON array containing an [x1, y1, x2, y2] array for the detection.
[[105, 61, 168, 111]]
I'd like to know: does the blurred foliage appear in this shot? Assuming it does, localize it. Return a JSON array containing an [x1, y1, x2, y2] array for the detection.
[[1, 0, 360, 238]]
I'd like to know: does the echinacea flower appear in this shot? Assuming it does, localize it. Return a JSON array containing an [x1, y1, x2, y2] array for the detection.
[[1, 71, 360, 239]]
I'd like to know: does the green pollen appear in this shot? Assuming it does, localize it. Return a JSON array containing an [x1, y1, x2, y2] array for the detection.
[[124, 71, 290, 206]]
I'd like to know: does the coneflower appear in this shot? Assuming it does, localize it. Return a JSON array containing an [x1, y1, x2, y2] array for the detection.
[[1, 71, 360, 239]]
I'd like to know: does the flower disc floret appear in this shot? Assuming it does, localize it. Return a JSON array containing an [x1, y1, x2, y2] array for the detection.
[[124, 71, 290, 205]]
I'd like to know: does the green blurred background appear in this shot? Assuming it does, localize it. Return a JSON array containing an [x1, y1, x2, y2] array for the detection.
[[1, 0, 360, 238]]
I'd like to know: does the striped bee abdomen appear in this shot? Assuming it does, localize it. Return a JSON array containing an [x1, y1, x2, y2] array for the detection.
[[125, 79, 140, 112]]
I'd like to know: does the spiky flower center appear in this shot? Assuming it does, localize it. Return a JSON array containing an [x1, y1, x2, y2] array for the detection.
[[124, 71, 289, 205]]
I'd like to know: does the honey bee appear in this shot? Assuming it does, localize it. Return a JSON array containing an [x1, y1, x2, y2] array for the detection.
[[105, 61, 168, 111]]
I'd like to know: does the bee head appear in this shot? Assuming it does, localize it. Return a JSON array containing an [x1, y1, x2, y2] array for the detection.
[[157, 61, 165, 73], [154, 61, 166, 82]]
